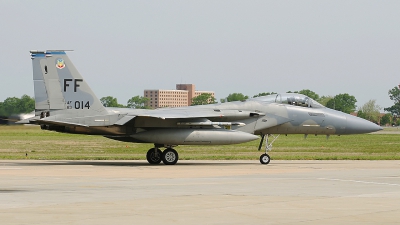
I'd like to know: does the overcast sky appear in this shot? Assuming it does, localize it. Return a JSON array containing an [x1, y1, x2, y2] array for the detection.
[[1, 0, 399, 110]]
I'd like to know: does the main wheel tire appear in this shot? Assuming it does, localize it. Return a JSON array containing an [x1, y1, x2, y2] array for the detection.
[[162, 148, 179, 165], [146, 148, 162, 164], [260, 153, 271, 165]]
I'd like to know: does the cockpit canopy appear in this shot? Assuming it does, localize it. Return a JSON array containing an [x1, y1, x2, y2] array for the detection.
[[253, 93, 324, 108]]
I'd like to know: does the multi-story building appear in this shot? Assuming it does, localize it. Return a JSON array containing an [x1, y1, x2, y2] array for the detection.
[[144, 84, 214, 109]]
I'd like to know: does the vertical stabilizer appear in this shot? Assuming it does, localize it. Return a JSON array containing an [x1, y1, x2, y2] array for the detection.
[[30, 50, 107, 117]]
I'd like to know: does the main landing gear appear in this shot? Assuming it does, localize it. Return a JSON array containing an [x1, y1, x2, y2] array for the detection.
[[258, 134, 280, 165], [146, 147, 179, 165]]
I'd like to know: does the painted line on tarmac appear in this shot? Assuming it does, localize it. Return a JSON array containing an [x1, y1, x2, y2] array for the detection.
[[319, 178, 400, 186]]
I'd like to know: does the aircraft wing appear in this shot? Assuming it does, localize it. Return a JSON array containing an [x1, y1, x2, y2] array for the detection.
[[114, 107, 264, 126], [130, 108, 224, 119]]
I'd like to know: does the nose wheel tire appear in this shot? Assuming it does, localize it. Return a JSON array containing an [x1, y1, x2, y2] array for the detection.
[[260, 153, 271, 165], [146, 148, 162, 164], [162, 148, 179, 165]]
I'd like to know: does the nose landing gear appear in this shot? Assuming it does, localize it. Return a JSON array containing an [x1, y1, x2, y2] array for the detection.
[[260, 153, 270, 164], [258, 134, 280, 165]]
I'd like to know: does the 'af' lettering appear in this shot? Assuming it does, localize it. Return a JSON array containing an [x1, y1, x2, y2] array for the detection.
[[63, 79, 83, 92]]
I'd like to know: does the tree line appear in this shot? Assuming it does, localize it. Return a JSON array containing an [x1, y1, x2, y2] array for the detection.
[[0, 95, 35, 117], [0, 95, 151, 118], [99, 96, 150, 109], [1, 86, 399, 126]]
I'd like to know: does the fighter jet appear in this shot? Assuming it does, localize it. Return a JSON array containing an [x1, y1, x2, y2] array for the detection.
[[19, 50, 382, 165]]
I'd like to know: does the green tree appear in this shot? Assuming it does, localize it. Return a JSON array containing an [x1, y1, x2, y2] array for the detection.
[[1, 97, 20, 116], [388, 86, 400, 103], [127, 96, 150, 109], [100, 96, 125, 107], [0, 102, 4, 116], [192, 93, 216, 106], [225, 93, 248, 102], [357, 110, 366, 119], [358, 99, 381, 123], [298, 89, 319, 100], [19, 94, 35, 113], [380, 113, 392, 126], [252, 92, 277, 98], [0, 95, 35, 116], [384, 104, 400, 117], [326, 93, 357, 114], [384, 86, 400, 116], [318, 96, 333, 106]]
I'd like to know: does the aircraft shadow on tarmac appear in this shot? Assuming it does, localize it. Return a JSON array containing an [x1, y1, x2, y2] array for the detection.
[[7, 160, 342, 167], [7, 161, 257, 167]]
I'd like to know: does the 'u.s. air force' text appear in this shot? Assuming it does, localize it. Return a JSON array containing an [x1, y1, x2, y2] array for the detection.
[[63, 79, 90, 109]]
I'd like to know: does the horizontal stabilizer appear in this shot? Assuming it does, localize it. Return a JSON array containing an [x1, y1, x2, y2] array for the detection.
[[40, 117, 89, 127], [16, 115, 39, 124], [15, 118, 34, 124]]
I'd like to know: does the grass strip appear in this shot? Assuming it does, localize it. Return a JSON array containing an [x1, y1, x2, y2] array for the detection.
[[1, 125, 399, 160]]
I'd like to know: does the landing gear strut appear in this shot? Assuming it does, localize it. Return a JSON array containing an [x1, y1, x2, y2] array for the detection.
[[146, 146, 179, 165], [258, 134, 280, 165]]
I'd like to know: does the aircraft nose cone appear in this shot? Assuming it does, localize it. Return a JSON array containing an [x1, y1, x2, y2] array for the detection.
[[345, 115, 383, 134]]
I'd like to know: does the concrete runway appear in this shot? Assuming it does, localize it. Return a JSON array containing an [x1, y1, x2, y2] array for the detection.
[[1, 160, 400, 225]]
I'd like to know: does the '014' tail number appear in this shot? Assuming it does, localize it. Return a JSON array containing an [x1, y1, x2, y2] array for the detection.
[[67, 101, 90, 109]]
